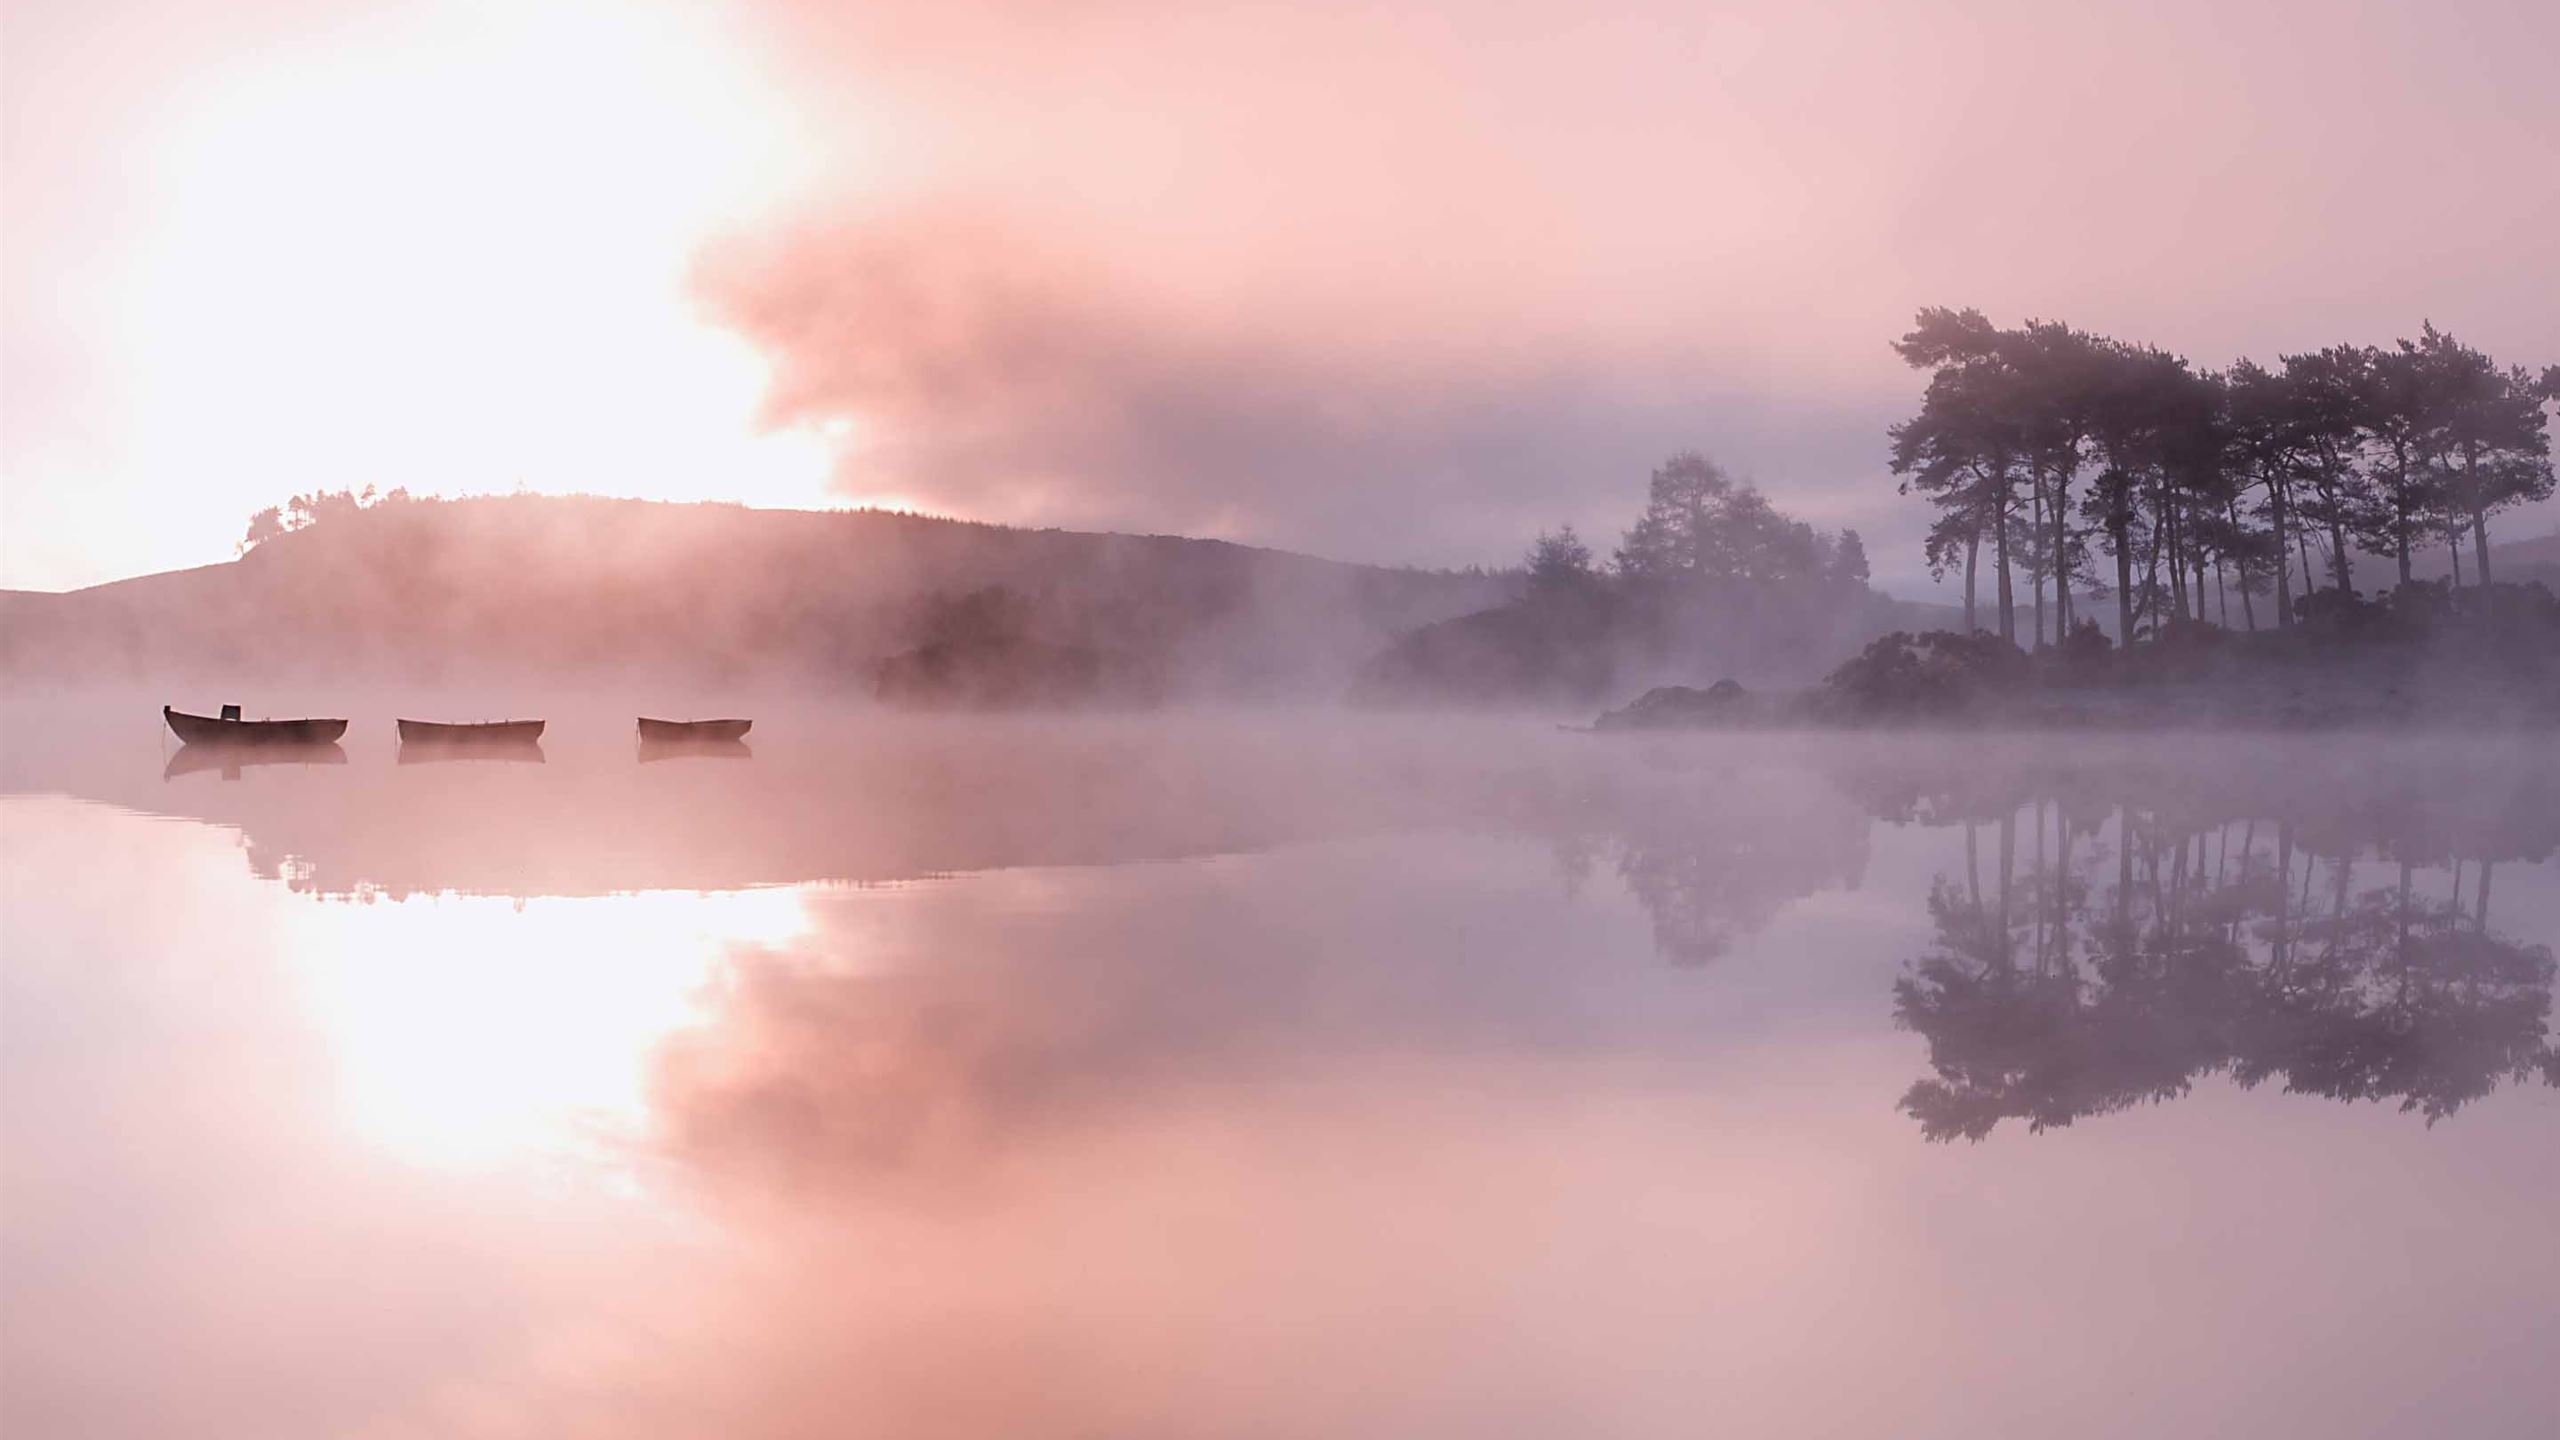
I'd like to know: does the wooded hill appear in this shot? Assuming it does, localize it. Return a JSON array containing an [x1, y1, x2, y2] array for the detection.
[[0, 495, 1510, 694]]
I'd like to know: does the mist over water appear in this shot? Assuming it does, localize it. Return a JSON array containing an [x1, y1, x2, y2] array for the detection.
[[3, 696, 2553, 1437], [11, 0, 2557, 1431]]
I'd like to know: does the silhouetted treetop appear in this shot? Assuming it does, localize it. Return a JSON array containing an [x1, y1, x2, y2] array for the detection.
[[1615, 451, 1853, 588], [1886, 309, 2555, 649]]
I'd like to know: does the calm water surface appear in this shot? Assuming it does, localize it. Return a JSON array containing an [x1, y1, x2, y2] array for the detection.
[[3, 699, 2555, 1438]]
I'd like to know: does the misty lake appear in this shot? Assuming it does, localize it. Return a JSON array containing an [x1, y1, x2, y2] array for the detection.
[[3, 698, 2555, 1438]]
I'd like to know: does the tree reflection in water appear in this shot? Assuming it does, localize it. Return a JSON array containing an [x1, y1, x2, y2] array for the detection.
[[72, 711, 2560, 1148], [1515, 748, 1872, 966], [1888, 760, 2560, 1140]]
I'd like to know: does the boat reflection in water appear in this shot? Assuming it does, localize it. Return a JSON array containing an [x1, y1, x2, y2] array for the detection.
[[637, 736, 752, 764], [163, 741, 347, 782], [396, 737, 547, 766]]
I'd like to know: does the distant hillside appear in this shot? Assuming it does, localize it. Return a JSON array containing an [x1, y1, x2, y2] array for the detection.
[[0, 496, 1509, 694], [2408, 529, 2560, 592]]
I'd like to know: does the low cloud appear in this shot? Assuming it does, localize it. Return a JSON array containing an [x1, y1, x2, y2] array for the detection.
[[702, 0, 2560, 577], [696, 209, 1904, 570]]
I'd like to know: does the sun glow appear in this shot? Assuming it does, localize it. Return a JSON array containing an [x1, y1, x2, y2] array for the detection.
[[279, 884, 818, 1173], [4, 0, 853, 590]]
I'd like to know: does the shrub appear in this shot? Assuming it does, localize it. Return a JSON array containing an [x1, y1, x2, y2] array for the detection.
[[1820, 630, 2028, 719], [2291, 586, 2381, 638], [2051, 618, 2113, 671]]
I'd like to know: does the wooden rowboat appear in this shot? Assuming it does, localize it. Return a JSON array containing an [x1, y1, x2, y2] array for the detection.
[[397, 718, 546, 744], [164, 705, 348, 746], [636, 717, 751, 743]]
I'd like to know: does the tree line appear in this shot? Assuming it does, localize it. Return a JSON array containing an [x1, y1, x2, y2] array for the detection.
[[1361, 452, 1886, 702], [1889, 310, 2559, 645], [1526, 450, 1869, 601], [238, 485, 413, 552]]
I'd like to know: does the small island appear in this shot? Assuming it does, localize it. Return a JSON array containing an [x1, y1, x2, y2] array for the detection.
[[1380, 310, 2558, 731]]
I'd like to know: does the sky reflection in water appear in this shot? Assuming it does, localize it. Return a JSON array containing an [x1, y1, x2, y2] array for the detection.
[[3, 705, 2555, 1438]]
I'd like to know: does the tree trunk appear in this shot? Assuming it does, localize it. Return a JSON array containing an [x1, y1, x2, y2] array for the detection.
[[2449, 531, 2464, 587], [2141, 511, 2164, 640], [2396, 861, 2412, 968], [1963, 529, 1980, 633], [2052, 468, 2073, 636], [2050, 499, 2067, 637], [2318, 855, 2351, 963], [2114, 512, 2135, 647], [1994, 488, 2015, 645], [2165, 503, 2188, 621], [2031, 483, 2047, 649], [2283, 819, 2304, 963], [2328, 511, 2354, 595], [1997, 809, 2015, 970], [2115, 805, 2133, 938], [2390, 439, 2414, 587], [2295, 844, 2316, 948], [2033, 798, 2048, 972], [2054, 814, 2075, 978], [2473, 508, 2494, 587], [2268, 474, 2293, 630], [2229, 820, 2255, 946]]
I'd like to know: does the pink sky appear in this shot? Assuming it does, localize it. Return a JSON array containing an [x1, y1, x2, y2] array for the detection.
[[5, 0, 2556, 591]]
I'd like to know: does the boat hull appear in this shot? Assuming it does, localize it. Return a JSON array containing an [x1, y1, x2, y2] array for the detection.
[[164, 707, 348, 746], [635, 717, 751, 743], [398, 718, 546, 745]]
